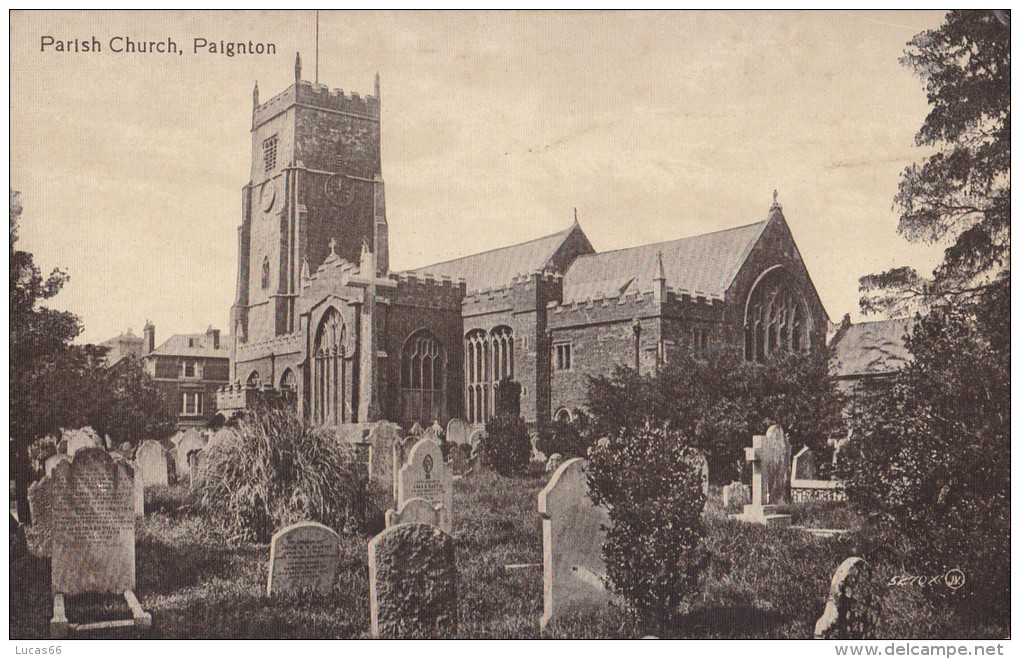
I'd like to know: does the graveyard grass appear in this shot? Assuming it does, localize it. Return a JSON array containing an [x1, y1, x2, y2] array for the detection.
[[10, 470, 1005, 639]]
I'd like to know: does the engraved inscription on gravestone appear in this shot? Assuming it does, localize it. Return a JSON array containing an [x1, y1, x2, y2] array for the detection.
[[267, 522, 340, 596], [397, 438, 453, 533], [51, 449, 135, 595]]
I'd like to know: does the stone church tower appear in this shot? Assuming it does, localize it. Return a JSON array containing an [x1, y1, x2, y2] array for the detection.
[[231, 54, 388, 366]]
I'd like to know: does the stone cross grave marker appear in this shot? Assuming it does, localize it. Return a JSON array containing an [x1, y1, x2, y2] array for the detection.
[[135, 440, 170, 488], [538, 458, 611, 631], [815, 557, 881, 639], [731, 425, 792, 526], [49, 448, 151, 637], [792, 446, 819, 481], [446, 418, 470, 446], [385, 496, 447, 529], [368, 523, 457, 638], [368, 421, 403, 484], [27, 475, 54, 557], [266, 521, 341, 596], [397, 438, 453, 533]]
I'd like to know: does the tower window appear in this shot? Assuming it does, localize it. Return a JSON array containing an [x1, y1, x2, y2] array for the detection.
[[261, 256, 270, 289], [555, 343, 572, 371], [263, 135, 278, 172]]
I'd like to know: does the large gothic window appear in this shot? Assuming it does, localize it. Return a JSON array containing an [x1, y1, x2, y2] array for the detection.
[[463, 326, 514, 424], [400, 330, 447, 428], [465, 330, 488, 424], [744, 268, 810, 362], [313, 308, 346, 425]]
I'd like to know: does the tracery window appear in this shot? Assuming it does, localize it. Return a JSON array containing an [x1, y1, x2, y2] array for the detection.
[[465, 330, 488, 424], [744, 268, 810, 362], [313, 308, 346, 425], [401, 330, 446, 427]]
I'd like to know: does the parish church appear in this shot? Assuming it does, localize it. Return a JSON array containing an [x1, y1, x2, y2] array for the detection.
[[217, 57, 829, 431]]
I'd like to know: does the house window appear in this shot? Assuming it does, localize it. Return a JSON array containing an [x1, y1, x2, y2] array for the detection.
[[181, 391, 203, 415], [692, 327, 710, 356], [555, 343, 572, 371], [182, 359, 198, 378], [263, 135, 278, 172]]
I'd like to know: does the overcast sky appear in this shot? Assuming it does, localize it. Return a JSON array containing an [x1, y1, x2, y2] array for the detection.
[[11, 10, 947, 345]]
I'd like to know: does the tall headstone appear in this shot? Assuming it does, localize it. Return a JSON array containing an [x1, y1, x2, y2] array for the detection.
[[63, 427, 104, 456], [792, 446, 819, 481], [538, 458, 611, 631], [266, 522, 341, 596], [722, 481, 751, 512], [392, 435, 417, 500], [815, 557, 881, 639], [135, 440, 170, 488], [368, 523, 457, 638], [368, 421, 403, 483], [730, 425, 792, 526], [446, 418, 470, 446], [50, 449, 135, 596], [27, 476, 54, 556], [385, 497, 447, 529], [397, 438, 453, 533]]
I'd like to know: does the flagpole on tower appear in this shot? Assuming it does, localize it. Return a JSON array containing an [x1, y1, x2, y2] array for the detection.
[[315, 10, 319, 84]]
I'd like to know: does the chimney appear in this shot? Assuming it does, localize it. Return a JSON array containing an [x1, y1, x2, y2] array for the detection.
[[206, 325, 221, 350], [143, 321, 155, 354]]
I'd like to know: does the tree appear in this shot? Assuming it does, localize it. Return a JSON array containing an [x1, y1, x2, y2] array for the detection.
[[860, 11, 1009, 316], [586, 347, 845, 482], [10, 191, 81, 523]]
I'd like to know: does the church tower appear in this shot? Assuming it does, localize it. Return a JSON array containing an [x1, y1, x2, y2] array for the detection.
[[231, 54, 388, 352]]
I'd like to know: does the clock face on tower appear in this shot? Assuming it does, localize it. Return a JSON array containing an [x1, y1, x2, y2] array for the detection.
[[324, 173, 357, 208], [260, 180, 276, 212]]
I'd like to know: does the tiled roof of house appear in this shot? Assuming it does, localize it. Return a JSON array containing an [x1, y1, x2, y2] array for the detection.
[[830, 317, 914, 378], [149, 332, 230, 359], [406, 224, 578, 293], [561, 220, 769, 304]]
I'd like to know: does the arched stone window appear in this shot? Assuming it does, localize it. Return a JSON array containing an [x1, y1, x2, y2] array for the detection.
[[246, 370, 261, 388], [491, 326, 514, 383], [400, 329, 447, 428], [279, 368, 297, 407], [313, 308, 346, 425], [465, 329, 488, 424], [261, 256, 271, 290], [744, 267, 811, 362]]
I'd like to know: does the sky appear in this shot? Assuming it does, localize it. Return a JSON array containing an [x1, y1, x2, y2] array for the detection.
[[10, 10, 948, 345]]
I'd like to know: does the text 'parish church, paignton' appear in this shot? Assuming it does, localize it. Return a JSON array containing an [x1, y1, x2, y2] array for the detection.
[[218, 56, 829, 432]]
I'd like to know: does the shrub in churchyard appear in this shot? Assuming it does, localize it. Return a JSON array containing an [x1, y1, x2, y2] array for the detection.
[[194, 408, 366, 543], [537, 410, 592, 460], [481, 414, 530, 476], [586, 423, 709, 636]]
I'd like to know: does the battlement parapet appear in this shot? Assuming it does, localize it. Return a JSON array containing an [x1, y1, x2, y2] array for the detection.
[[253, 81, 380, 127], [235, 333, 303, 361]]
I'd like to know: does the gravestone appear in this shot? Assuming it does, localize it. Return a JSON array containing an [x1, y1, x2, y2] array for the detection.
[[27, 476, 54, 556], [111, 458, 146, 517], [45, 454, 70, 477], [545, 453, 564, 473], [722, 481, 751, 511], [368, 523, 457, 638], [530, 434, 547, 464], [687, 449, 710, 497], [135, 440, 170, 488], [176, 429, 208, 479], [188, 449, 205, 488], [368, 421, 403, 483], [422, 424, 441, 444], [815, 557, 881, 639], [448, 443, 469, 476], [408, 422, 425, 438], [793, 446, 819, 481], [538, 458, 611, 631], [730, 425, 792, 526], [385, 497, 447, 529], [469, 428, 486, 450], [397, 438, 453, 533], [392, 436, 418, 500], [63, 427, 104, 456], [50, 449, 135, 595], [446, 418, 470, 446], [266, 522, 341, 596]]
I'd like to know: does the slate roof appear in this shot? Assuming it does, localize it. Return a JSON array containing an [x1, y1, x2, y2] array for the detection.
[[830, 318, 914, 378], [148, 332, 230, 359], [407, 224, 578, 293], [560, 220, 769, 304]]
